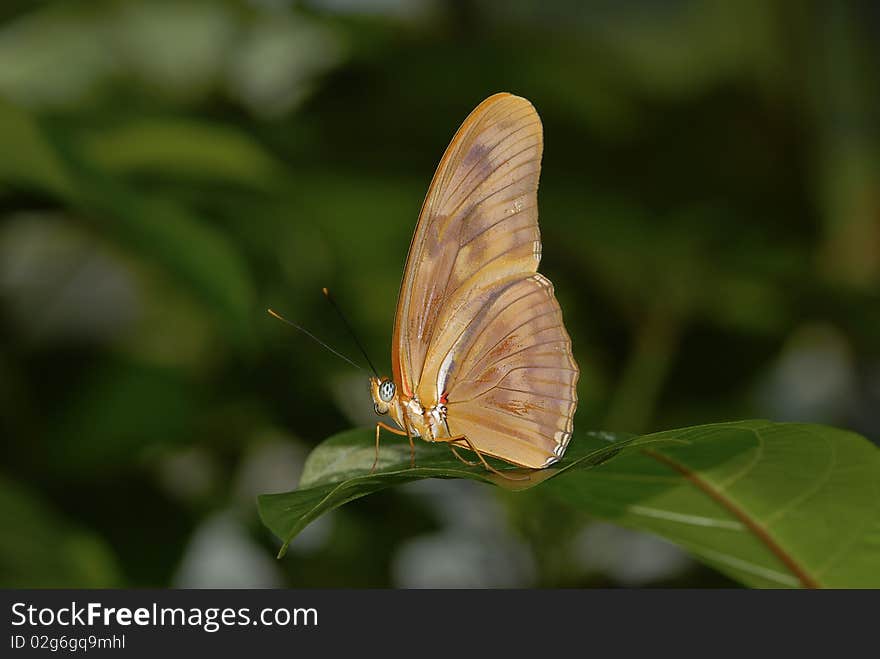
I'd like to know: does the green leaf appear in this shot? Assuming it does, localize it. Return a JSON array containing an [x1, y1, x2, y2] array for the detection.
[[546, 420, 880, 588], [258, 427, 684, 557], [47, 359, 196, 473], [0, 100, 256, 345], [259, 420, 880, 588], [0, 476, 122, 587], [79, 118, 284, 188], [0, 99, 75, 197], [83, 192, 256, 345]]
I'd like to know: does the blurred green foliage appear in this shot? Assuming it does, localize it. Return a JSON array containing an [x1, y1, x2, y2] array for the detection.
[[1, 0, 878, 587]]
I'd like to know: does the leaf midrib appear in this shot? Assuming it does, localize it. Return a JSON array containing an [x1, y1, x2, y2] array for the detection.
[[643, 448, 821, 589]]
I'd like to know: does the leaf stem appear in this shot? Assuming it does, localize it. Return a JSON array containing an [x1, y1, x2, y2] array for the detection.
[[605, 309, 681, 434]]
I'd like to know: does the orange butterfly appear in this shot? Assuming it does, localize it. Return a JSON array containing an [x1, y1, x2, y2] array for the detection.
[[369, 93, 579, 473]]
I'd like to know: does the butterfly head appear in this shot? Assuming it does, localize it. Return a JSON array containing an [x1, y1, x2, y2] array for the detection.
[[369, 376, 398, 415]]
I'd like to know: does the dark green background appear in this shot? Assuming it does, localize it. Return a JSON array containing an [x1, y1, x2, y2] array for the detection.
[[1, 0, 878, 587]]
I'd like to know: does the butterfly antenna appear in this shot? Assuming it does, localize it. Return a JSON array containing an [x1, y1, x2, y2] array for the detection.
[[267, 308, 366, 373], [322, 287, 380, 378]]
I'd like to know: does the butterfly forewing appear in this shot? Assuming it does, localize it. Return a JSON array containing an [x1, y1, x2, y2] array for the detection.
[[392, 93, 578, 468], [393, 94, 543, 397]]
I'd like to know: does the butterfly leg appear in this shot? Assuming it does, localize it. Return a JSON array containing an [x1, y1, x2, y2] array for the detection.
[[449, 445, 480, 467], [440, 418, 478, 466], [435, 435, 527, 481], [372, 422, 409, 474], [405, 423, 416, 468]]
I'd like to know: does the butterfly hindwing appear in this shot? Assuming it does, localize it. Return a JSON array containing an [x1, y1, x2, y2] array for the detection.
[[444, 274, 578, 468]]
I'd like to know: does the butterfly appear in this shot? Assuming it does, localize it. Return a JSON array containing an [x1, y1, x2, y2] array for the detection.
[[369, 93, 579, 473]]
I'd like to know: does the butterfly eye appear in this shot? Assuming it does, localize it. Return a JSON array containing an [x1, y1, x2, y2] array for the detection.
[[379, 380, 396, 402]]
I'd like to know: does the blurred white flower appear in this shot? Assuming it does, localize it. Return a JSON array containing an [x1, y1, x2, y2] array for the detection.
[[754, 323, 856, 423], [226, 13, 345, 118], [391, 480, 536, 588], [573, 522, 693, 586], [174, 512, 284, 588], [0, 213, 138, 343]]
